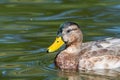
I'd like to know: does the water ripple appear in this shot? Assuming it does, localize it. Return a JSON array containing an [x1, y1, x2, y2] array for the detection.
[[35, 9, 81, 20], [0, 34, 30, 44]]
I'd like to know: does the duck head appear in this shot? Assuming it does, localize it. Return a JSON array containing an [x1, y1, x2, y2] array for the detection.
[[47, 22, 83, 53]]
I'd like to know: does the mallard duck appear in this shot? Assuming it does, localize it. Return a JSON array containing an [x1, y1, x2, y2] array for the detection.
[[47, 22, 120, 70]]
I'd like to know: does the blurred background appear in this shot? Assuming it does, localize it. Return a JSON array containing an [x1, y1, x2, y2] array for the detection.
[[0, 0, 120, 80]]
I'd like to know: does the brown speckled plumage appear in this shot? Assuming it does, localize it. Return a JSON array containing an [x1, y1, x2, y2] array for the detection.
[[53, 22, 120, 70], [55, 52, 79, 71]]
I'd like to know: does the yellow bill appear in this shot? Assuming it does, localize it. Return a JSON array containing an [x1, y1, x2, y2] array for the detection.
[[47, 37, 64, 53]]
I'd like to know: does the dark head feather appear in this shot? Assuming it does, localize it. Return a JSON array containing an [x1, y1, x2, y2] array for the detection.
[[57, 22, 80, 35]]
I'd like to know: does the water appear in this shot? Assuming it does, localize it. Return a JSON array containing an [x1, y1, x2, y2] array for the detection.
[[0, 0, 120, 80]]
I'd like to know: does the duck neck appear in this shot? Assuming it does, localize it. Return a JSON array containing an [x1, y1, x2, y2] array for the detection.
[[65, 41, 82, 55]]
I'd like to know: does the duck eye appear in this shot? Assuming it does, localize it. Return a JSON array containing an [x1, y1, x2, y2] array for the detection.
[[67, 29, 72, 33]]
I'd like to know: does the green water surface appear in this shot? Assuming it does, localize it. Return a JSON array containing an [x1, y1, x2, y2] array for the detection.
[[0, 0, 120, 80]]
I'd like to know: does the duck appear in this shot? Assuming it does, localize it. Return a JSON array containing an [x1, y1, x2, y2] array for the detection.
[[47, 22, 120, 70]]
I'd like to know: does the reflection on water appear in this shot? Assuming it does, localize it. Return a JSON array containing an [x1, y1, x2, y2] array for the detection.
[[0, 0, 120, 80], [58, 70, 120, 80]]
